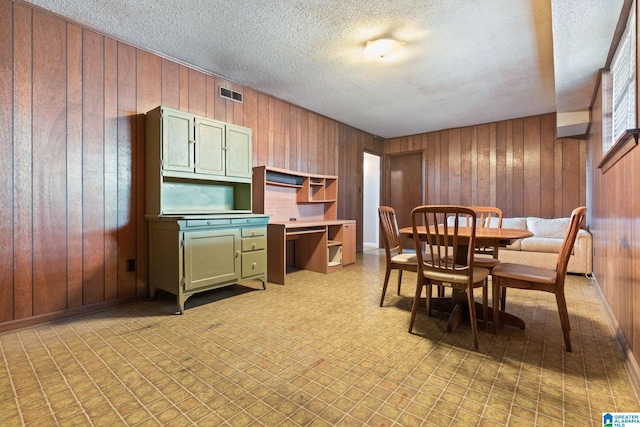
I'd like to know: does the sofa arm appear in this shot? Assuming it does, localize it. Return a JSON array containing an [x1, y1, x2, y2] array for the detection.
[[571, 229, 592, 274]]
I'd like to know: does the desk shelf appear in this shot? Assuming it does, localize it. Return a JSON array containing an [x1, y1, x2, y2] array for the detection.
[[253, 166, 356, 285], [253, 166, 337, 220]]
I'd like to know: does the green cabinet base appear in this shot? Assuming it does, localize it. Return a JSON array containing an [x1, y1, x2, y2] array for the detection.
[[148, 215, 269, 314]]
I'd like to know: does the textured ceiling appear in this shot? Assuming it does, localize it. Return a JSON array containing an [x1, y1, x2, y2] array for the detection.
[[24, 0, 623, 138]]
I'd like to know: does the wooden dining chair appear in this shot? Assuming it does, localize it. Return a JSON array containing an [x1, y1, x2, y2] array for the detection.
[[378, 206, 417, 306], [409, 205, 490, 351], [491, 206, 587, 352], [468, 206, 504, 305]]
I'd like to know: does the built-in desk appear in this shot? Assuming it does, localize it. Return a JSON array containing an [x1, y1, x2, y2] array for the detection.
[[252, 166, 357, 285], [267, 220, 356, 285]]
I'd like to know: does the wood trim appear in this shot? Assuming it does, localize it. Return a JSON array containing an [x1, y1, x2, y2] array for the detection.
[[591, 273, 640, 398], [0, 296, 147, 335], [598, 130, 640, 172]]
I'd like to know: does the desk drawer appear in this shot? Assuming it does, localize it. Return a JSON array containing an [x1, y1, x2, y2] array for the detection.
[[241, 250, 266, 277], [242, 227, 266, 238], [242, 236, 266, 252]]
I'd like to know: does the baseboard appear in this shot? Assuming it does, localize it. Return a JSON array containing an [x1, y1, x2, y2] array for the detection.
[[591, 273, 640, 399], [0, 295, 147, 335]]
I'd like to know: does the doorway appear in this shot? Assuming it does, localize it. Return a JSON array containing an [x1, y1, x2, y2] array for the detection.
[[387, 151, 423, 249], [363, 152, 381, 250]]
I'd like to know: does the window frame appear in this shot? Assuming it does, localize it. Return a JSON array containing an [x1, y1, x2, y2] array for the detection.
[[599, 0, 639, 173]]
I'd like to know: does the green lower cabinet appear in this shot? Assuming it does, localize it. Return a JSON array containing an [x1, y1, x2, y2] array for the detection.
[[148, 215, 268, 314]]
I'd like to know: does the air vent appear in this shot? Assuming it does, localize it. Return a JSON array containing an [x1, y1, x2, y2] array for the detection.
[[219, 86, 243, 103]]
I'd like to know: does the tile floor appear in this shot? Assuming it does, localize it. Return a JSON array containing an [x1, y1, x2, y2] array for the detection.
[[1, 250, 639, 426]]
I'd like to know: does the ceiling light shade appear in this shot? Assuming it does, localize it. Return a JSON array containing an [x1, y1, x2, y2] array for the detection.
[[363, 39, 405, 61]]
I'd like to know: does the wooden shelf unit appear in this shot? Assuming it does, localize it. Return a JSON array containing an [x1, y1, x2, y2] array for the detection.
[[252, 166, 356, 284], [253, 166, 338, 222]]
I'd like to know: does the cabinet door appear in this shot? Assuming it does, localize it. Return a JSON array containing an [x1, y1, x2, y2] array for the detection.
[[183, 229, 240, 290], [195, 117, 225, 176], [225, 124, 252, 178], [162, 108, 194, 173], [342, 222, 356, 265]]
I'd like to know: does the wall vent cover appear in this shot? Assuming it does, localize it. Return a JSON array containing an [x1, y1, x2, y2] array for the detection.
[[219, 86, 243, 103]]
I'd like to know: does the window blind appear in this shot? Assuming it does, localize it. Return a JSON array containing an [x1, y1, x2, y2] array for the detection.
[[609, 4, 637, 152]]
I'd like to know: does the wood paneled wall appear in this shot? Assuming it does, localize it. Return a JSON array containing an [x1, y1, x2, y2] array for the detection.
[[0, 0, 382, 328], [384, 113, 587, 219], [588, 76, 640, 368]]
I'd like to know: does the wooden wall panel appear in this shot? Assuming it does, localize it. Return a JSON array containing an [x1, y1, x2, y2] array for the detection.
[[104, 38, 119, 302], [0, 0, 377, 328], [66, 24, 83, 309], [116, 43, 137, 299], [523, 116, 541, 217], [539, 114, 555, 218], [188, 69, 207, 117], [83, 30, 106, 305], [161, 59, 180, 109], [32, 11, 68, 315], [495, 121, 507, 211], [12, 3, 33, 320], [384, 113, 586, 219], [0, 0, 13, 322], [589, 73, 640, 367], [136, 50, 161, 296], [512, 118, 525, 217]]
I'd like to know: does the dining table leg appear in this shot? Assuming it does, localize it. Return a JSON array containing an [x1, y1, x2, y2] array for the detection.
[[422, 293, 525, 332]]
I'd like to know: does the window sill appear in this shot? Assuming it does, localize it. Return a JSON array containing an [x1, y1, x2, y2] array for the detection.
[[598, 129, 640, 173]]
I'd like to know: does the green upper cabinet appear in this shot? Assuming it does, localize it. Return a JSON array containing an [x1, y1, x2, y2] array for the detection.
[[162, 108, 195, 173], [226, 124, 252, 179], [194, 117, 225, 176], [149, 106, 252, 181], [146, 106, 254, 216]]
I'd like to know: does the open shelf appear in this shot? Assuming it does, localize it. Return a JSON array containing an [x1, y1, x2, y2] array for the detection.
[[252, 166, 338, 221]]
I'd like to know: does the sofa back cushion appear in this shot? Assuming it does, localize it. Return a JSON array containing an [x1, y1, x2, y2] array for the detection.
[[501, 217, 527, 230], [527, 217, 570, 239], [500, 217, 527, 250]]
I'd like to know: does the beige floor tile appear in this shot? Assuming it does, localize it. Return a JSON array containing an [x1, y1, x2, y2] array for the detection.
[[0, 251, 639, 426]]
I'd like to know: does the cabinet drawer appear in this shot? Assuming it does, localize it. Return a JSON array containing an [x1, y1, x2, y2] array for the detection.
[[242, 236, 266, 252], [232, 217, 269, 225], [185, 218, 231, 227], [242, 250, 266, 277], [241, 227, 266, 238]]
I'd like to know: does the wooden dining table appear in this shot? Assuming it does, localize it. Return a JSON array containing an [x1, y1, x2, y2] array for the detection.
[[399, 225, 533, 332]]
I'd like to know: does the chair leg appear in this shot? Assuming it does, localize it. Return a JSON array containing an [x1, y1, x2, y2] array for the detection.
[[500, 287, 506, 311], [492, 277, 501, 334], [380, 267, 392, 307], [397, 270, 403, 295], [466, 286, 479, 351], [426, 282, 432, 316], [555, 292, 572, 352], [408, 277, 424, 333], [482, 281, 488, 331]]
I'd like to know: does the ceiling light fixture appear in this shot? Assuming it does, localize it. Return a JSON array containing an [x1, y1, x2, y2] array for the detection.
[[363, 38, 405, 61]]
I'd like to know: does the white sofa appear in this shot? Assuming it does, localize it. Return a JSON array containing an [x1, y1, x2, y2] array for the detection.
[[497, 216, 592, 275]]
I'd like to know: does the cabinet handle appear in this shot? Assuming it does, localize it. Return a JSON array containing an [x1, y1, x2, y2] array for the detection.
[[252, 243, 256, 249], [252, 262, 256, 269], [236, 251, 240, 258]]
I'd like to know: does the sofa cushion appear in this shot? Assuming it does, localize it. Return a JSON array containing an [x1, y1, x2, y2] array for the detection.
[[501, 217, 527, 230], [520, 237, 568, 254], [527, 217, 570, 239], [501, 217, 527, 250]]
